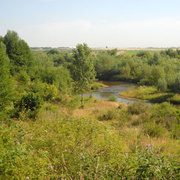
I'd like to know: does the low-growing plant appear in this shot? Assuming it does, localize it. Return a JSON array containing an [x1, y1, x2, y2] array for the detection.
[[127, 101, 148, 115], [98, 109, 117, 121], [109, 95, 117, 102], [143, 123, 165, 138]]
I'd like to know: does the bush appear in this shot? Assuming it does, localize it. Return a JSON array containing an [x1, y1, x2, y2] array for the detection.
[[43, 84, 58, 101], [170, 124, 180, 139], [109, 95, 117, 102], [127, 101, 148, 115], [98, 109, 117, 121], [15, 92, 44, 118], [16, 70, 30, 85], [133, 144, 179, 179], [143, 123, 165, 138]]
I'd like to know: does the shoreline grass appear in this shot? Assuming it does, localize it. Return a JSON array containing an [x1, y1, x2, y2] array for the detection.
[[118, 85, 180, 104]]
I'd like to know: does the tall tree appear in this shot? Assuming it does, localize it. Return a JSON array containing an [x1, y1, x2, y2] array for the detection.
[[3, 30, 34, 73], [71, 43, 96, 107], [0, 42, 14, 112]]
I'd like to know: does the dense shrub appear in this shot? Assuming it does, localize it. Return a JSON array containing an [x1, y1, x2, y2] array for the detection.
[[143, 123, 165, 138], [127, 101, 148, 115], [15, 92, 44, 118], [20, 92, 43, 111], [98, 109, 117, 120]]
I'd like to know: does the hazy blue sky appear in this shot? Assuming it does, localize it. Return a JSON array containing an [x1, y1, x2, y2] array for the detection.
[[1, 0, 180, 47]]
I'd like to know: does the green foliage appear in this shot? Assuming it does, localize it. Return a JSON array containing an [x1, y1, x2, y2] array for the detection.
[[107, 48, 118, 56], [90, 82, 107, 90], [143, 123, 165, 137], [47, 49, 59, 55], [98, 109, 117, 120], [95, 48, 180, 92], [95, 53, 117, 80], [16, 70, 31, 85], [173, 74, 180, 93], [71, 43, 96, 94], [0, 42, 14, 112], [1, 111, 179, 179], [127, 101, 148, 115], [15, 92, 44, 118], [71, 44, 96, 107], [136, 51, 152, 59], [150, 66, 165, 85], [157, 78, 167, 92], [3, 30, 34, 73], [109, 95, 117, 102], [98, 108, 131, 124], [133, 144, 179, 179], [43, 84, 58, 101], [39, 66, 72, 92]]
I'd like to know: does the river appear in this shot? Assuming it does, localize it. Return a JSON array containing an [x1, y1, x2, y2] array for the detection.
[[85, 81, 137, 103]]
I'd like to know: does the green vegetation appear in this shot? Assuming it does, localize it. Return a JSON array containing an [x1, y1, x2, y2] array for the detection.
[[125, 50, 141, 55], [90, 82, 108, 90], [71, 43, 96, 107], [109, 95, 117, 102], [94, 48, 180, 95], [119, 86, 180, 104], [1, 100, 180, 179], [0, 42, 14, 120], [0, 30, 180, 179]]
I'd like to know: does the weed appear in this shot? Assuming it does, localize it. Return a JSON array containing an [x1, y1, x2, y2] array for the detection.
[[109, 95, 117, 102]]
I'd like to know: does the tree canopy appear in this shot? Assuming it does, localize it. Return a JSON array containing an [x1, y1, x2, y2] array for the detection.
[[71, 43, 96, 106], [3, 30, 34, 73], [0, 42, 14, 112]]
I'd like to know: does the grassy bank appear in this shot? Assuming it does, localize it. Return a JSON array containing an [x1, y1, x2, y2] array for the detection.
[[90, 81, 108, 90], [119, 85, 180, 104], [1, 97, 180, 179]]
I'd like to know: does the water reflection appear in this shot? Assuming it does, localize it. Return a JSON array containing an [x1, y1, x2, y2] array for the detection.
[[85, 81, 137, 103]]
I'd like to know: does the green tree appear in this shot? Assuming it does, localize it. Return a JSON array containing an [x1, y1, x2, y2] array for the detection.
[[0, 42, 14, 113], [71, 43, 96, 107], [95, 54, 115, 80], [107, 48, 118, 56], [157, 78, 167, 92], [150, 66, 165, 85], [173, 74, 180, 93], [3, 30, 34, 73], [47, 49, 59, 55]]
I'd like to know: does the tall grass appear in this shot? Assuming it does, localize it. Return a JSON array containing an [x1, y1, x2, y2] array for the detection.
[[1, 100, 180, 179]]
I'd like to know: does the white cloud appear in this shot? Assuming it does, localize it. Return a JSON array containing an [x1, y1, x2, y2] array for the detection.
[[17, 18, 180, 47]]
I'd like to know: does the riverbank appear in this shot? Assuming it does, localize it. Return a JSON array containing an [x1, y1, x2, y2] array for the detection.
[[118, 85, 180, 104], [90, 81, 108, 90]]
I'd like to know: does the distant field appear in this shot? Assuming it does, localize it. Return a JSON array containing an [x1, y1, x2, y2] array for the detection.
[[124, 50, 140, 55], [92, 48, 165, 55]]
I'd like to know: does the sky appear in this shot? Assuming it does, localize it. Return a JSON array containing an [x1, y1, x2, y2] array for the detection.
[[0, 0, 180, 48]]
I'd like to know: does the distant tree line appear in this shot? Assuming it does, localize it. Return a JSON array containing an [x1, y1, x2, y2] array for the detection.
[[94, 49, 180, 93]]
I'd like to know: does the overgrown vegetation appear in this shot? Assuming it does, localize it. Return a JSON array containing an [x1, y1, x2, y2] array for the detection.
[[0, 30, 180, 179]]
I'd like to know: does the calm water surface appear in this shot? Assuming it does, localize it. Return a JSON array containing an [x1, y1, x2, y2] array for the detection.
[[86, 81, 137, 103]]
